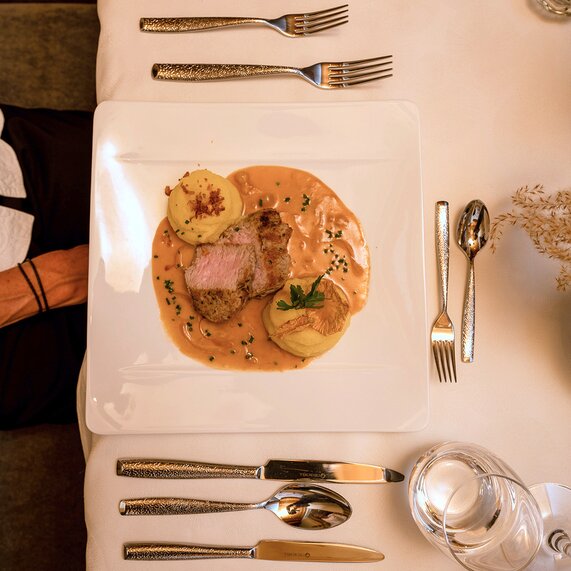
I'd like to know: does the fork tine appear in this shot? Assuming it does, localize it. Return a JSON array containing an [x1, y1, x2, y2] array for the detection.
[[448, 342, 458, 382], [329, 63, 393, 81], [328, 72, 393, 87], [329, 61, 392, 76], [329, 56, 392, 72], [296, 13, 348, 30], [432, 343, 444, 383], [296, 7, 349, 24], [297, 18, 349, 35], [299, 4, 349, 19], [331, 55, 392, 69], [442, 342, 454, 384]]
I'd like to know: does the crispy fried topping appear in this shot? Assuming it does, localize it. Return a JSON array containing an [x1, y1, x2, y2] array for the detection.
[[188, 186, 226, 219]]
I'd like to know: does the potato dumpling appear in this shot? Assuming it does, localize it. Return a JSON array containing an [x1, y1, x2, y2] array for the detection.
[[167, 169, 243, 245], [263, 276, 351, 358]]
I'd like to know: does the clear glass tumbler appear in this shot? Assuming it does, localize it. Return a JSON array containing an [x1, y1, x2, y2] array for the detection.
[[409, 441, 521, 555], [442, 473, 543, 571]]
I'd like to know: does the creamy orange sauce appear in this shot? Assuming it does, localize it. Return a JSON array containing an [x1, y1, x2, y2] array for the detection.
[[151, 165, 370, 371]]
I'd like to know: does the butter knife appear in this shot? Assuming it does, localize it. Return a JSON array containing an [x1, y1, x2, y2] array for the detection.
[[124, 540, 384, 562], [116, 458, 404, 483]]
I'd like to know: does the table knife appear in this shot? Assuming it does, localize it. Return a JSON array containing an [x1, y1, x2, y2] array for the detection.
[[116, 458, 404, 483], [124, 540, 384, 562]]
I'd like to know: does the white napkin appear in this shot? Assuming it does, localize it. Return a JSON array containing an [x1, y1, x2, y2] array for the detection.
[[0, 109, 32, 270], [0, 206, 33, 271], [0, 110, 27, 199]]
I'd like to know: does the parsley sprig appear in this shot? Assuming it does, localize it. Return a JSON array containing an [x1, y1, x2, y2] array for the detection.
[[277, 275, 325, 311]]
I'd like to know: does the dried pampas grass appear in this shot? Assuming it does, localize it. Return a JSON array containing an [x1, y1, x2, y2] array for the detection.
[[490, 185, 571, 291]]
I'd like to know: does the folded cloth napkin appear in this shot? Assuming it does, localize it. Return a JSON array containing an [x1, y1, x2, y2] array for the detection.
[[0, 108, 32, 270], [0, 109, 26, 199], [0, 205, 33, 271]]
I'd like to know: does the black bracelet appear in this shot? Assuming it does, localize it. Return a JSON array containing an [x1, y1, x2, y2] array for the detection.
[[26, 258, 49, 312], [17, 261, 43, 314]]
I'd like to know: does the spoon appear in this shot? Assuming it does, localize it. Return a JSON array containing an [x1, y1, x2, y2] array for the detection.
[[119, 483, 352, 530], [456, 199, 490, 363]]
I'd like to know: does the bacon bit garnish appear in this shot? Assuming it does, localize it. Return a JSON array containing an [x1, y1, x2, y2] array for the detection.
[[271, 279, 349, 339], [161, 230, 173, 247], [188, 188, 226, 219], [164, 185, 172, 196]]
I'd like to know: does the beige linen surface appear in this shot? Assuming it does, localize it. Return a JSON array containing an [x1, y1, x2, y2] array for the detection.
[[83, 0, 571, 569]]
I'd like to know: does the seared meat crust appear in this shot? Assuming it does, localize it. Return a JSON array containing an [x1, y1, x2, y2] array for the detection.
[[185, 209, 292, 322], [220, 209, 292, 297], [185, 244, 255, 322]]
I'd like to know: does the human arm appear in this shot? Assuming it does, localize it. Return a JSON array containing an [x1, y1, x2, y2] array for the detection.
[[0, 244, 88, 328]]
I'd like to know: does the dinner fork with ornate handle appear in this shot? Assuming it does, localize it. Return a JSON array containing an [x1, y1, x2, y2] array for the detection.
[[152, 56, 393, 89], [431, 201, 457, 382], [140, 4, 349, 36]]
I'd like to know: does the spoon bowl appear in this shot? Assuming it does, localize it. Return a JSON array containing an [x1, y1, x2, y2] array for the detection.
[[456, 199, 490, 363], [262, 483, 352, 529], [457, 200, 490, 262]]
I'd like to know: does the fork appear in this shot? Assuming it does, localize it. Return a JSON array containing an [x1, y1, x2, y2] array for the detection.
[[140, 4, 349, 37], [431, 201, 457, 383], [152, 56, 393, 89]]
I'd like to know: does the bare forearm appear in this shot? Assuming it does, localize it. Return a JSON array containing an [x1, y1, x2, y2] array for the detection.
[[0, 245, 89, 328]]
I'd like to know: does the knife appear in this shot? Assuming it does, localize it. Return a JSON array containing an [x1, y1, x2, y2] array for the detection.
[[116, 458, 405, 484], [124, 540, 385, 563]]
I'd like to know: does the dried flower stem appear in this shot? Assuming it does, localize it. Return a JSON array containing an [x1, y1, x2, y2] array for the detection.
[[490, 185, 571, 291]]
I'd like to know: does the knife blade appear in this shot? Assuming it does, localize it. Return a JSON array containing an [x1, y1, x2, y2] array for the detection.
[[124, 540, 385, 563], [116, 458, 404, 484]]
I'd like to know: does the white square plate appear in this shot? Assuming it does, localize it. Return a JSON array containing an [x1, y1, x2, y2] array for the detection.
[[86, 100, 428, 434]]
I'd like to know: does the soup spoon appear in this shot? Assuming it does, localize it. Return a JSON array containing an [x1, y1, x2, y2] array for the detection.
[[119, 483, 352, 530], [456, 199, 490, 363]]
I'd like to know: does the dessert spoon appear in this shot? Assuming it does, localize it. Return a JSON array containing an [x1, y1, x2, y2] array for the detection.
[[119, 483, 352, 530], [456, 199, 490, 363]]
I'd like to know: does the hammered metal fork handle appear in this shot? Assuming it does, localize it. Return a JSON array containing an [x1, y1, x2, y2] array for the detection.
[[124, 543, 253, 560], [120, 497, 258, 516], [140, 17, 262, 33], [435, 201, 450, 309], [116, 459, 258, 479], [152, 63, 299, 82]]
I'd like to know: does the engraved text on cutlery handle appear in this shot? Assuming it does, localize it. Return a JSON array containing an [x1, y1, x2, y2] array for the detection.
[[140, 17, 261, 33], [435, 201, 449, 308], [116, 459, 258, 479], [152, 64, 298, 82], [120, 497, 256, 516], [461, 260, 475, 363], [124, 544, 253, 560]]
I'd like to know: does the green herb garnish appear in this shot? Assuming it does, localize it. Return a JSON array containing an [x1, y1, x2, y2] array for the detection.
[[276, 275, 325, 311]]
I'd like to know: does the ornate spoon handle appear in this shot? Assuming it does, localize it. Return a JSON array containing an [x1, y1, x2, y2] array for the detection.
[[124, 543, 253, 560], [140, 17, 262, 32], [152, 63, 298, 82], [119, 497, 258, 516], [116, 458, 258, 479], [461, 259, 475, 363]]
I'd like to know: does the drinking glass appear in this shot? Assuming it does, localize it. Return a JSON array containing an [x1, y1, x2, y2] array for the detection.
[[442, 474, 543, 571], [409, 442, 571, 570], [408, 441, 522, 555], [535, 0, 571, 16]]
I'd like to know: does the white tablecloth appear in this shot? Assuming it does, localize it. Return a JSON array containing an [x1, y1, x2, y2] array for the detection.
[[82, 1, 571, 568]]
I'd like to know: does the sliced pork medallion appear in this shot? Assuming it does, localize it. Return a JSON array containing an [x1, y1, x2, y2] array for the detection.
[[220, 209, 292, 297], [185, 244, 256, 322]]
